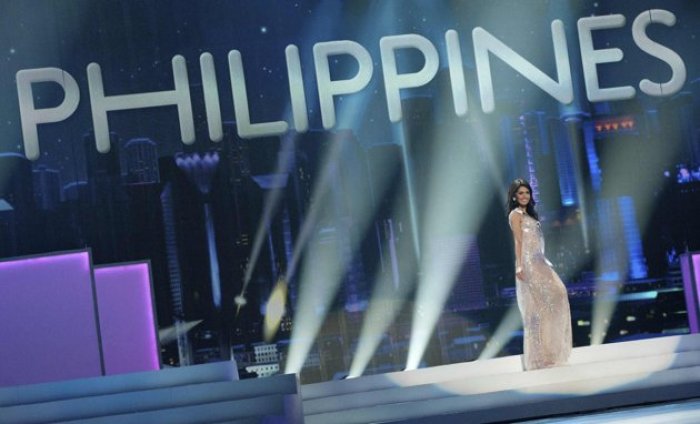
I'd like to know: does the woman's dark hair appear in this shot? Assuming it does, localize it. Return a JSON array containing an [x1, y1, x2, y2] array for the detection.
[[506, 178, 539, 221]]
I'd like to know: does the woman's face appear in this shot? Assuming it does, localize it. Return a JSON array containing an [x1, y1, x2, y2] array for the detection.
[[515, 185, 530, 208]]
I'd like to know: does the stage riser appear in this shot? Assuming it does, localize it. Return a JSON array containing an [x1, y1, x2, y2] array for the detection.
[[302, 334, 700, 424], [0, 361, 238, 408], [401, 381, 700, 424], [2, 336, 698, 424], [304, 350, 700, 415], [0, 364, 303, 424], [2, 378, 299, 424], [306, 367, 700, 424], [56, 394, 300, 424], [302, 334, 700, 402], [302, 356, 521, 400]]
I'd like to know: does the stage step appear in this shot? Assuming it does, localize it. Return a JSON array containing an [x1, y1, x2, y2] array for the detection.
[[302, 334, 700, 401], [0, 363, 303, 424], [0, 361, 238, 408], [59, 392, 300, 424], [302, 333, 700, 424]]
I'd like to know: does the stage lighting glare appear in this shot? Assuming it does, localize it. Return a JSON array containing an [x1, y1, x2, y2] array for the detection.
[[158, 319, 203, 345], [591, 280, 620, 345], [437, 362, 673, 397], [264, 280, 288, 342], [286, 128, 396, 375], [235, 134, 295, 314], [285, 216, 376, 374], [588, 103, 683, 344], [478, 304, 522, 360], [439, 338, 678, 398], [348, 193, 416, 378], [405, 117, 494, 370], [283, 141, 348, 375]]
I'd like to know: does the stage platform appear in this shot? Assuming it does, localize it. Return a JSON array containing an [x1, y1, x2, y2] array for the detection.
[[0, 362, 303, 424], [1, 334, 698, 423], [301, 333, 700, 423]]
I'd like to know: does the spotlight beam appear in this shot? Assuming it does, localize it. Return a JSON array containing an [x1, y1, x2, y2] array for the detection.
[[405, 119, 496, 371], [235, 134, 295, 315], [349, 196, 417, 378], [234, 0, 344, 314], [589, 119, 681, 345], [285, 1, 403, 375], [283, 139, 354, 374], [285, 136, 397, 375], [478, 304, 521, 360]]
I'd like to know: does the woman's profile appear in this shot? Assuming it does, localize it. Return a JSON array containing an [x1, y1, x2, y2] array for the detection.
[[507, 178, 572, 370]]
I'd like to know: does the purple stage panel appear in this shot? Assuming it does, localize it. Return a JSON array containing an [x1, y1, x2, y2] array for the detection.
[[681, 253, 700, 333], [0, 250, 103, 387], [94, 262, 160, 375]]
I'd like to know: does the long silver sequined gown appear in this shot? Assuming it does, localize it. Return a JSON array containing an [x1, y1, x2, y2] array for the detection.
[[509, 209, 572, 370]]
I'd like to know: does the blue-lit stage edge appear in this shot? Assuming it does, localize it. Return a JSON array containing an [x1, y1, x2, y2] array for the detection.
[[681, 252, 700, 333]]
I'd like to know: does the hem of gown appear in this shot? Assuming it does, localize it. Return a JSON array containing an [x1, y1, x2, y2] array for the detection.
[[523, 358, 570, 371]]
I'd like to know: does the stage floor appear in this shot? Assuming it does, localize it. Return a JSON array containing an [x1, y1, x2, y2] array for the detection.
[[301, 333, 700, 423]]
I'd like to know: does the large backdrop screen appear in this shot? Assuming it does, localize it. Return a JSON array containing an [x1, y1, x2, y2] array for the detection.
[[0, 0, 698, 382]]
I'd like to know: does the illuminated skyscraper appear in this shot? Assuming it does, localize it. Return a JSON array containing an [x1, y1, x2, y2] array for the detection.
[[518, 111, 562, 213], [160, 180, 192, 366], [175, 151, 223, 310]]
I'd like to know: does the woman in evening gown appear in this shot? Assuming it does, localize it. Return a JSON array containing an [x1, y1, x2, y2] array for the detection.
[[507, 178, 572, 370]]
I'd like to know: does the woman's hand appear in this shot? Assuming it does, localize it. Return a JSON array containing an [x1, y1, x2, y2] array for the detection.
[[516, 266, 524, 281]]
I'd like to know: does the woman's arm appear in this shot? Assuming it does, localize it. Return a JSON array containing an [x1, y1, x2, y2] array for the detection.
[[509, 211, 524, 281]]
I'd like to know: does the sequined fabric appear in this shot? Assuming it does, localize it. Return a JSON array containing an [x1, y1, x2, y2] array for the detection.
[[509, 209, 572, 371]]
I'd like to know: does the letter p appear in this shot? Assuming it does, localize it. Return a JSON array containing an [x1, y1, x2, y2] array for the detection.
[[16, 68, 80, 160]]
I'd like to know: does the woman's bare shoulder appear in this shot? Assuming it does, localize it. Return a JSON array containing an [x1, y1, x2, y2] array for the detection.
[[509, 209, 524, 218], [508, 209, 523, 227]]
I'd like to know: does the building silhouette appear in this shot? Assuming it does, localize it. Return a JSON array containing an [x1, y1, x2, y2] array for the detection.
[[0, 153, 33, 257], [32, 165, 61, 210], [122, 137, 159, 185]]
